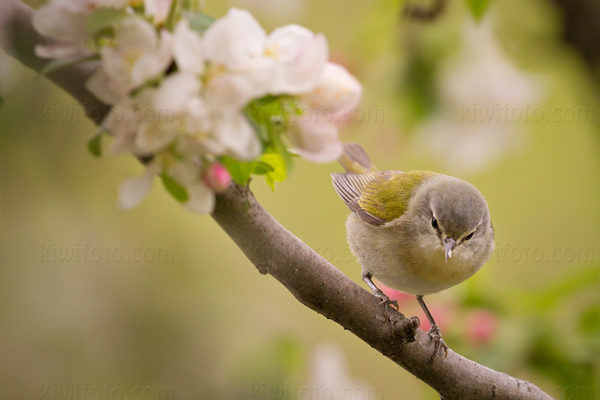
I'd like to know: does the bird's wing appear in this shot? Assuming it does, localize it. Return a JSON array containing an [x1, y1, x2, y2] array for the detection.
[[331, 172, 377, 205], [338, 143, 378, 174], [332, 170, 437, 226], [331, 172, 387, 225], [359, 170, 436, 222]]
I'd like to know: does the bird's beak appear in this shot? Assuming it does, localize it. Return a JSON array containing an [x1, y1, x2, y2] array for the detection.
[[443, 237, 456, 263]]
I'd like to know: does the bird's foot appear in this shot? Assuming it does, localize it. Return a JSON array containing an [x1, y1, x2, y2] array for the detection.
[[426, 324, 448, 364], [374, 290, 399, 311], [361, 272, 399, 317]]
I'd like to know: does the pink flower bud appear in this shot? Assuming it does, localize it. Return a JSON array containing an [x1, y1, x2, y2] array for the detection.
[[201, 162, 232, 193]]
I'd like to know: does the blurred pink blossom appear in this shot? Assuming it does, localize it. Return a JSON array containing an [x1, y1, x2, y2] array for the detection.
[[377, 282, 413, 307], [465, 310, 497, 344]]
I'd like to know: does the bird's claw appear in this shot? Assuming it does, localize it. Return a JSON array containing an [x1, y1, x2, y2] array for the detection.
[[427, 325, 448, 364], [375, 292, 399, 311]]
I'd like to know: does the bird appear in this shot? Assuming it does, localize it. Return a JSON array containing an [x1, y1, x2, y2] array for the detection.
[[331, 143, 495, 360]]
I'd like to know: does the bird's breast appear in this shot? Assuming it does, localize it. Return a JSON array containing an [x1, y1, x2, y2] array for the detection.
[[346, 214, 484, 295]]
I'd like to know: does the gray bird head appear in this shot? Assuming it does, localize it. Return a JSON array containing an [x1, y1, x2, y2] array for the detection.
[[410, 175, 494, 266]]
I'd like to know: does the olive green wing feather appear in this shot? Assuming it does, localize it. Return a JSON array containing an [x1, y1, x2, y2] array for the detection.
[[358, 170, 436, 222], [332, 170, 437, 225], [331, 172, 387, 225]]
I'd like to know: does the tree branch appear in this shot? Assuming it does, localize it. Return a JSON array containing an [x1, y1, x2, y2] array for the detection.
[[0, 1, 555, 398]]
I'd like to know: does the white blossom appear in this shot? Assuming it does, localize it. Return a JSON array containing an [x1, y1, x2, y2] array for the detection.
[[202, 8, 328, 102], [144, 0, 173, 25], [104, 98, 143, 154], [32, 0, 130, 58], [265, 24, 328, 94], [118, 151, 217, 214], [301, 62, 362, 114], [86, 17, 173, 104], [33, 2, 364, 213], [135, 72, 260, 160]]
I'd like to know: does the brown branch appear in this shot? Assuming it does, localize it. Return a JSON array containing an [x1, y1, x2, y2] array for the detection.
[[0, 1, 555, 399]]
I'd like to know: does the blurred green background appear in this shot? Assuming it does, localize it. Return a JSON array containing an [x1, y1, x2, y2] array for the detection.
[[1, 0, 598, 399]]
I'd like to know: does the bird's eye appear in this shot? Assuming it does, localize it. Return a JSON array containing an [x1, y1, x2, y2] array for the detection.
[[431, 217, 439, 230], [464, 232, 475, 241]]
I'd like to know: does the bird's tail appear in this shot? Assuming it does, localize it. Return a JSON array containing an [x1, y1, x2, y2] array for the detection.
[[338, 143, 378, 174]]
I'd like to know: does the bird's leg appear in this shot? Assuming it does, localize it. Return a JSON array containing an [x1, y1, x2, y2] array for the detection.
[[361, 271, 399, 311], [416, 295, 448, 363]]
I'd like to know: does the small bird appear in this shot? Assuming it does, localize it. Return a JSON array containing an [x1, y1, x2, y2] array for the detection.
[[332, 143, 495, 360]]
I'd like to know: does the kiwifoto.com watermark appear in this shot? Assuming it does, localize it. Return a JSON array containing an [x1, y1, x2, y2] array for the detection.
[[38, 102, 174, 124], [40, 243, 175, 264], [250, 382, 384, 400], [38, 102, 385, 125], [494, 243, 594, 264], [40, 382, 173, 400], [460, 103, 595, 123], [313, 244, 594, 265]]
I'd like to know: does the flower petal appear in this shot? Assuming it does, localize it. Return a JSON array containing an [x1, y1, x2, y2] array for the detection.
[[118, 164, 157, 209], [105, 100, 141, 153], [184, 182, 216, 214], [289, 119, 343, 163], [173, 20, 205, 75], [203, 8, 266, 69], [135, 119, 178, 153], [267, 26, 328, 94], [267, 24, 314, 63], [301, 62, 362, 114], [153, 73, 201, 114], [168, 160, 199, 186], [35, 42, 87, 59], [115, 17, 158, 52], [212, 112, 261, 160], [205, 74, 256, 113], [144, 0, 173, 24], [130, 29, 173, 87], [32, 3, 86, 42], [85, 68, 120, 104]]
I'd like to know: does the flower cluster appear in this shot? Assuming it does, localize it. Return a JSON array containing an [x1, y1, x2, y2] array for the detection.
[[33, 1, 362, 213]]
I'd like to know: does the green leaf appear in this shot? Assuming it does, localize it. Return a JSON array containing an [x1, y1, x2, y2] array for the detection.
[[260, 153, 287, 191], [87, 132, 103, 157], [85, 8, 131, 35], [267, 124, 293, 175], [252, 160, 275, 175], [220, 156, 255, 186], [161, 173, 189, 203], [183, 10, 215, 34], [465, 0, 492, 22], [40, 53, 100, 76]]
